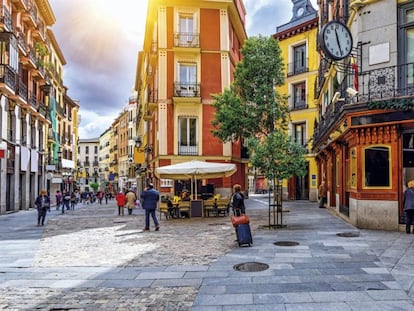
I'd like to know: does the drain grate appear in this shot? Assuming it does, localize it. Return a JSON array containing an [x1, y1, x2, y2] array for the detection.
[[274, 241, 299, 246], [336, 232, 359, 237], [233, 262, 269, 272]]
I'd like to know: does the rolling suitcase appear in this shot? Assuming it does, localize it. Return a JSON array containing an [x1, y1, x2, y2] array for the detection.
[[236, 223, 253, 247]]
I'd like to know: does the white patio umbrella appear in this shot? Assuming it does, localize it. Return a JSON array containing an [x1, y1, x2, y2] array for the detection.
[[155, 160, 237, 198]]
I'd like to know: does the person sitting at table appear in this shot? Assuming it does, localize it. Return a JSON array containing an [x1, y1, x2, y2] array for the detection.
[[182, 191, 191, 201], [165, 195, 175, 218]]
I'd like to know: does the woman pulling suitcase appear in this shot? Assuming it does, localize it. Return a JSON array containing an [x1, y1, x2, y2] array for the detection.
[[230, 184, 252, 247]]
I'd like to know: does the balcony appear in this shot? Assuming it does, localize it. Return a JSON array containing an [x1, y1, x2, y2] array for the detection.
[[0, 6, 13, 31], [174, 33, 200, 48], [17, 31, 27, 53], [178, 143, 198, 156], [84, 161, 90, 167], [11, 0, 28, 10], [21, 3, 37, 28], [174, 82, 200, 97], [0, 65, 17, 94], [291, 101, 308, 111], [287, 59, 309, 77], [313, 62, 414, 146]]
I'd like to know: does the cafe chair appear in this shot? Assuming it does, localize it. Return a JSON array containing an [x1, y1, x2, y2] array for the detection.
[[203, 198, 217, 217], [159, 202, 171, 220], [216, 198, 230, 216], [178, 201, 191, 218]]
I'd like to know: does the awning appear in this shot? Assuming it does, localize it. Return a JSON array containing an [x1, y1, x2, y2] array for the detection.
[[61, 159, 75, 169]]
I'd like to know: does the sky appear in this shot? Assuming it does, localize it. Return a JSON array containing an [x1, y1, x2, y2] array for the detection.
[[48, 0, 318, 139]]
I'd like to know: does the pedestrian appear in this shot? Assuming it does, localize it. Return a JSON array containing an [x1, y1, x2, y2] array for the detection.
[[55, 190, 62, 211], [125, 189, 137, 215], [62, 189, 71, 212], [34, 189, 50, 226], [115, 190, 126, 216], [140, 183, 160, 231], [70, 192, 76, 210], [404, 180, 414, 234], [232, 184, 246, 216], [97, 191, 104, 204], [105, 191, 109, 204], [318, 180, 328, 208], [75, 190, 80, 204]]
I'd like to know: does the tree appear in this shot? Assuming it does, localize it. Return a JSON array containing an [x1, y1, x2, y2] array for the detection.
[[89, 182, 99, 193], [211, 35, 307, 188]]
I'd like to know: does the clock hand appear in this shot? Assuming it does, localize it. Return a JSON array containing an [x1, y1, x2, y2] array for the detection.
[[335, 29, 342, 56]]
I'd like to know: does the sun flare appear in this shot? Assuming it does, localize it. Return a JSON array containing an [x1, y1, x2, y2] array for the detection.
[[91, 0, 148, 35]]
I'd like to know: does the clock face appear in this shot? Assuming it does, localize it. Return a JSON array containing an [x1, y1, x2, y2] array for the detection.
[[320, 21, 353, 61], [296, 7, 304, 17]]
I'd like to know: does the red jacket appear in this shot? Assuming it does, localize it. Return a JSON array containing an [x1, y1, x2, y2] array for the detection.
[[115, 192, 126, 206]]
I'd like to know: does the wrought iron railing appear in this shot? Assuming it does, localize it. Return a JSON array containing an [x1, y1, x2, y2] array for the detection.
[[178, 143, 198, 156], [174, 32, 200, 48], [287, 59, 309, 77], [313, 62, 414, 146], [174, 82, 200, 97], [0, 6, 13, 31], [0, 65, 17, 90], [148, 89, 158, 102]]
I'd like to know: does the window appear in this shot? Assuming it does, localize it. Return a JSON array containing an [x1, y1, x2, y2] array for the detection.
[[293, 123, 306, 146], [179, 13, 193, 43], [292, 82, 306, 109], [293, 44, 307, 74], [399, 3, 414, 86], [179, 117, 197, 155], [178, 63, 197, 96], [364, 146, 390, 187], [85, 146, 89, 154], [94, 146, 98, 154]]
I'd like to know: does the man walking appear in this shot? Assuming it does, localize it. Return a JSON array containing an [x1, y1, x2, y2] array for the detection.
[[140, 183, 160, 231]]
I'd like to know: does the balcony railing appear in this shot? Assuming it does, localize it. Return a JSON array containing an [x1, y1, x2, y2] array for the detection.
[[0, 65, 17, 90], [178, 143, 198, 156], [174, 32, 200, 48], [313, 62, 414, 146], [174, 82, 200, 97], [148, 89, 158, 102], [291, 101, 308, 111], [0, 6, 13, 31], [287, 59, 309, 77]]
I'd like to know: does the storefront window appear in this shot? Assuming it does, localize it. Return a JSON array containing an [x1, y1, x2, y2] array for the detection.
[[351, 148, 357, 188], [364, 146, 390, 187]]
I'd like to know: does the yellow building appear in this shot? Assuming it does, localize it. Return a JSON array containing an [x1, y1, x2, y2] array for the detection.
[[274, 0, 319, 201]]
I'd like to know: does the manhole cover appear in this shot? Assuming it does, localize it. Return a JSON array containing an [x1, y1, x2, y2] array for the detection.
[[274, 241, 299, 246], [208, 223, 227, 226], [233, 262, 269, 272], [113, 221, 127, 224], [336, 232, 359, 237]]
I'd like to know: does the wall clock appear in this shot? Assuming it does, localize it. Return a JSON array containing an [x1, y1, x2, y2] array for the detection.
[[319, 21, 353, 61]]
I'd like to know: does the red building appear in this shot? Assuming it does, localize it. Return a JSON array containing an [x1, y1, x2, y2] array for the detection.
[[134, 0, 248, 198]]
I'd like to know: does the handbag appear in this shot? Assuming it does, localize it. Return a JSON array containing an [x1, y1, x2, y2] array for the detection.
[[231, 214, 250, 227]]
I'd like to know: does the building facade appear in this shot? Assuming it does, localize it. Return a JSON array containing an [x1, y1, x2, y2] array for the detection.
[[77, 138, 99, 192], [0, 0, 77, 213], [135, 0, 248, 198], [274, 0, 319, 201], [314, 0, 414, 230]]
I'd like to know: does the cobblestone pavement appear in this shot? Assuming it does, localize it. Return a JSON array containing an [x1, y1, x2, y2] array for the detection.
[[0, 200, 258, 311], [3, 198, 414, 310]]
